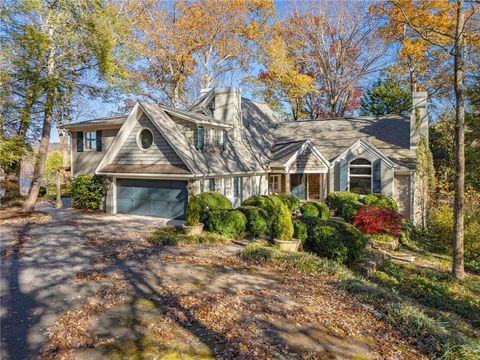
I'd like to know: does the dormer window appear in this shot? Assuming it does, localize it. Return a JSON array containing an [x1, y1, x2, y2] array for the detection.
[[196, 126, 227, 152]]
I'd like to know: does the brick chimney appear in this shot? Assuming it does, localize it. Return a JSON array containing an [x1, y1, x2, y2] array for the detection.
[[410, 92, 429, 149]]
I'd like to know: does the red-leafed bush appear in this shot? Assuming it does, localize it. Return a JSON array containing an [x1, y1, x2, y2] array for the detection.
[[353, 206, 402, 237]]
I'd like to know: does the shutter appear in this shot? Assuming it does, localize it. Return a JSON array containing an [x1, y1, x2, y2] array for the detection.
[[197, 127, 204, 150], [223, 131, 228, 151], [373, 159, 382, 193], [96, 130, 102, 151], [76, 132, 84, 152], [339, 159, 348, 191]]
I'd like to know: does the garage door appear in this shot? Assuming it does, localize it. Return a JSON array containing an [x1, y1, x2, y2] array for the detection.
[[116, 179, 187, 219]]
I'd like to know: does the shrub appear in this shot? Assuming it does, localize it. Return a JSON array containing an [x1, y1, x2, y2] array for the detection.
[[39, 186, 47, 197], [303, 218, 367, 264], [272, 202, 294, 240], [314, 202, 330, 220], [301, 201, 319, 217], [240, 240, 345, 275], [371, 233, 396, 243], [353, 206, 402, 236], [293, 219, 308, 242], [326, 191, 360, 214], [341, 200, 363, 222], [205, 209, 246, 237], [242, 195, 283, 217], [71, 175, 103, 210], [362, 194, 398, 211], [276, 193, 301, 212], [238, 206, 269, 237], [185, 194, 201, 226], [196, 192, 232, 222]]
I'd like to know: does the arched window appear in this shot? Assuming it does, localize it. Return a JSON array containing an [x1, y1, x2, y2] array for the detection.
[[349, 158, 372, 194]]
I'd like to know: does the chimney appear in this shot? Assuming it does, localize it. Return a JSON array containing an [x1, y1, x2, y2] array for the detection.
[[212, 87, 242, 140], [410, 91, 428, 149]]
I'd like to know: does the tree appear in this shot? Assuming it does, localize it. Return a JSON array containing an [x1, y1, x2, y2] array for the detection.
[[127, 0, 273, 108], [5, 0, 131, 212], [360, 78, 411, 115], [373, 0, 480, 279], [256, 1, 387, 120]]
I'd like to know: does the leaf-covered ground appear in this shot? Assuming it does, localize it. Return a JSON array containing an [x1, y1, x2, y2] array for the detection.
[[36, 212, 426, 359]]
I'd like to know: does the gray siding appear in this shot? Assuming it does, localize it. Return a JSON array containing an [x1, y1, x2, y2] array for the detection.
[[112, 114, 184, 165], [72, 128, 118, 176]]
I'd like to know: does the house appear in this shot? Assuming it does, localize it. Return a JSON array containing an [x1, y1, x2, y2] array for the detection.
[[64, 88, 429, 223]]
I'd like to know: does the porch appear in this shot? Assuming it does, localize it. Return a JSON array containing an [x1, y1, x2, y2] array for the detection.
[[268, 173, 328, 201]]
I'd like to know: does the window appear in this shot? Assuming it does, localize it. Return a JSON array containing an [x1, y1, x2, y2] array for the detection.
[[209, 178, 215, 191], [349, 158, 372, 195], [224, 177, 232, 196], [269, 175, 281, 193], [137, 128, 153, 150], [233, 177, 240, 197], [214, 178, 223, 193], [84, 131, 97, 150]]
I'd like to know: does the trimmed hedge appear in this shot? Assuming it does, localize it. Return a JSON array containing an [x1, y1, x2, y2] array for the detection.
[[205, 209, 246, 238], [362, 194, 398, 211], [314, 202, 330, 220], [301, 217, 367, 264], [196, 192, 232, 222], [71, 175, 103, 210], [341, 200, 364, 223], [276, 194, 301, 212], [326, 191, 360, 215], [238, 206, 269, 237]]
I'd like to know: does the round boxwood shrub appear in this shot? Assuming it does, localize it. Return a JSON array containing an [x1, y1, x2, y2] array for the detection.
[[301, 201, 319, 217], [303, 217, 367, 264], [205, 209, 246, 238], [196, 191, 232, 222], [314, 202, 330, 220], [341, 200, 363, 223], [362, 194, 398, 211], [272, 202, 294, 240], [71, 175, 103, 210], [238, 206, 269, 237], [326, 191, 360, 215], [293, 219, 308, 242], [242, 195, 283, 217], [185, 193, 201, 226], [276, 194, 301, 212]]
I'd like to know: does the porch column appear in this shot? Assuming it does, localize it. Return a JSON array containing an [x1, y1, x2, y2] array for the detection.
[[284, 173, 290, 194], [306, 174, 309, 201]]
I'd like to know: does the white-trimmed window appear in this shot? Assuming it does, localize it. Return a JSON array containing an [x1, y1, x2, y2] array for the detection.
[[233, 177, 240, 197], [349, 158, 372, 195], [84, 131, 97, 150], [137, 128, 154, 150], [214, 178, 223, 193], [224, 177, 232, 196], [269, 174, 281, 193]]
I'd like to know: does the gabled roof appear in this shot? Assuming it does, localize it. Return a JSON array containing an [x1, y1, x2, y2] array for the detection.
[[63, 115, 126, 130], [273, 115, 414, 162], [269, 139, 331, 171], [331, 139, 395, 168]]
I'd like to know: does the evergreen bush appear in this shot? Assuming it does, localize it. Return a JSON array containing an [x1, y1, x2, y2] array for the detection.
[[326, 191, 360, 214], [301, 201, 319, 217], [293, 219, 308, 242], [272, 202, 294, 240], [238, 206, 269, 237], [341, 200, 363, 223], [314, 202, 330, 220], [205, 209, 246, 238], [196, 191, 232, 222], [71, 175, 103, 210], [185, 193, 201, 226], [276, 193, 301, 212], [362, 194, 398, 211]]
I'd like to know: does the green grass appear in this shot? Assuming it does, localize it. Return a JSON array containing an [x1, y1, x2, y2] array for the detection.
[[147, 226, 231, 246], [240, 240, 350, 276]]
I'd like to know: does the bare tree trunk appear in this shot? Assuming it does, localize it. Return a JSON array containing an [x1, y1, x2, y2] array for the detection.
[[452, 0, 465, 279], [22, 40, 55, 213], [55, 170, 62, 208]]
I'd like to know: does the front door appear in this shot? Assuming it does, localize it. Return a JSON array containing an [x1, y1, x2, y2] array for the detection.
[[290, 174, 306, 200]]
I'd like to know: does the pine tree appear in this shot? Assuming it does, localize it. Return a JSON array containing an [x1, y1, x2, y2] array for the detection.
[[360, 78, 411, 116]]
